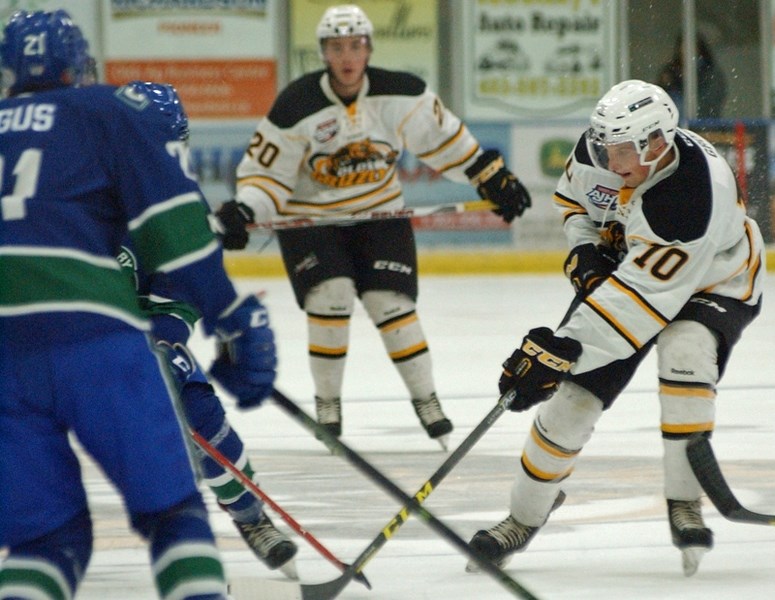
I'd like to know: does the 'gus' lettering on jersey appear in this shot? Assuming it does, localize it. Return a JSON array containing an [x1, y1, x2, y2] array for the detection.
[[309, 139, 399, 188], [0, 104, 56, 133], [585, 184, 618, 210]]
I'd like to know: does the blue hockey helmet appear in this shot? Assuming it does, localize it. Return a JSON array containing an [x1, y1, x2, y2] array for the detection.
[[0, 10, 90, 96], [127, 81, 190, 142]]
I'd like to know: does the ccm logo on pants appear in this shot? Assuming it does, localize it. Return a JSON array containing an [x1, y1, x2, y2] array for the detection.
[[373, 260, 413, 275]]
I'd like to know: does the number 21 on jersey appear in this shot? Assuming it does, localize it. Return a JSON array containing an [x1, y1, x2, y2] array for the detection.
[[1, 149, 42, 221]]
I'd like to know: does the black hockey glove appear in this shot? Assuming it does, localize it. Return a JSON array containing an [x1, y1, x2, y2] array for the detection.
[[499, 327, 582, 412], [465, 149, 531, 223], [563, 243, 619, 296], [215, 200, 255, 250]]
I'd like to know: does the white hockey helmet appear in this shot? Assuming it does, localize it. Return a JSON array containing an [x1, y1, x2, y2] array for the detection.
[[316, 4, 373, 46], [586, 80, 679, 172]]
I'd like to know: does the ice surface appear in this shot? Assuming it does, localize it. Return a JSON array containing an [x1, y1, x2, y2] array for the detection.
[[69, 274, 775, 599]]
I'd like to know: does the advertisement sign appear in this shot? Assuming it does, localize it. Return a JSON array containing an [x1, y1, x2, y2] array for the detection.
[[462, 0, 615, 120], [289, 0, 438, 90], [101, 0, 277, 119]]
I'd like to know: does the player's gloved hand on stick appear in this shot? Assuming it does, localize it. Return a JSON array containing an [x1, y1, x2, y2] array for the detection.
[[465, 149, 531, 223], [499, 327, 582, 411], [563, 243, 619, 295], [215, 199, 255, 250], [156, 340, 197, 388], [209, 295, 277, 409]]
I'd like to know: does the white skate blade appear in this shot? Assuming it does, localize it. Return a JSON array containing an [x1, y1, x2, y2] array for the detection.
[[279, 558, 299, 580], [228, 576, 302, 599], [681, 547, 708, 577], [465, 554, 511, 573], [436, 434, 450, 451]]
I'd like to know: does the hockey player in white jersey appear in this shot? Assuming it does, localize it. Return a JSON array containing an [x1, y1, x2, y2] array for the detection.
[[216, 4, 532, 448], [467, 80, 765, 577]]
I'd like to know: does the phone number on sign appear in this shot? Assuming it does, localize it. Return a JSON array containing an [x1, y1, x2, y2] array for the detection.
[[478, 76, 602, 97]]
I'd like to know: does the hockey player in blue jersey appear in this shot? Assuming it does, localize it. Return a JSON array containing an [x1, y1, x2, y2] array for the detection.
[[0, 10, 276, 600], [117, 81, 297, 577]]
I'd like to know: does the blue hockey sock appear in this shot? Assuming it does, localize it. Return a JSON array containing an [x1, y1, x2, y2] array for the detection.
[[0, 510, 92, 599], [132, 493, 226, 599]]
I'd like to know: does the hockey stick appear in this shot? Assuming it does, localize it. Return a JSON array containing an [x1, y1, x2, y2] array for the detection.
[[190, 429, 371, 588], [314, 388, 516, 587], [246, 199, 497, 230], [686, 433, 775, 525], [272, 388, 542, 600]]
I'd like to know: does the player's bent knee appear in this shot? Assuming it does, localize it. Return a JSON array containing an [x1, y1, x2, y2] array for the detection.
[[658, 320, 719, 384], [535, 382, 604, 449], [361, 290, 415, 323], [130, 492, 212, 542], [305, 277, 356, 315]]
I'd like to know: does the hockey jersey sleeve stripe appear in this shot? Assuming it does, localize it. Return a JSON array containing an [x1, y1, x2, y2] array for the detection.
[[436, 143, 480, 173], [609, 274, 670, 326], [415, 122, 466, 159], [583, 294, 645, 351], [130, 200, 218, 274], [236, 177, 284, 212], [741, 221, 763, 302], [128, 191, 203, 230], [582, 274, 669, 351], [237, 174, 293, 195], [553, 192, 588, 221], [155, 239, 221, 274]]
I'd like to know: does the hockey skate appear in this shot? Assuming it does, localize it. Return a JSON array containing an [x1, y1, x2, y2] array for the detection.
[[315, 396, 342, 439], [466, 491, 566, 572], [667, 499, 713, 577], [411, 393, 453, 450], [230, 512, 299, 580]]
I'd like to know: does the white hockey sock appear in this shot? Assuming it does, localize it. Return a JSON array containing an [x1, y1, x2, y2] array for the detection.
[[362, 290, 436, 399], [658, 321, 718, 500], [304, 277, 355, 399], [511, 382, 603, 526]]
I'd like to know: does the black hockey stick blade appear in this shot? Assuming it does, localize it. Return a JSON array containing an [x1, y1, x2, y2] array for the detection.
[[272, 388, 542, 600], [686, 433, 775, 525]]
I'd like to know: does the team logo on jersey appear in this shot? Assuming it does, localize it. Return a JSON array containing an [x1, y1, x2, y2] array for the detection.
[[310, 139, 399, 188], [314, 118, 339, 143], [586, 184, 619, 210]]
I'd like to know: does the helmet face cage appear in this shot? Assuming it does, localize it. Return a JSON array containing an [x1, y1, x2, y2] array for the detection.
[[316, 4, 373, 52], [585, 80, 678, 172], [0, 10, 89, 97], [128, 81, 190, 142]]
